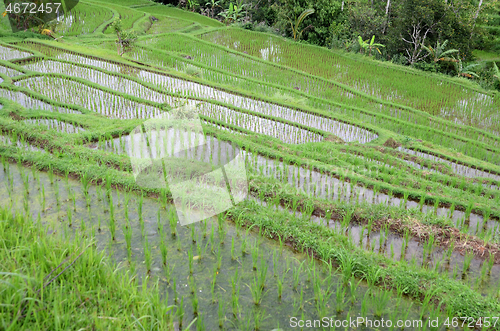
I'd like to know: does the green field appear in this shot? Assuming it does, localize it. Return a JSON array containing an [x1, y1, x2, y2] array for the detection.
[[1, 0, 500, 330]]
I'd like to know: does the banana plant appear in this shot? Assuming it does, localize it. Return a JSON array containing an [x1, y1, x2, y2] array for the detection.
[[493, 62, 500, 84], [421, 40, 458, 63], [205, 0, 221, 18], [287, 8, 315, 41], [186, 0, 199, 12], [453, 58, 480, 79], [218, 1, 246, 25], [358, 35, 385, 56]]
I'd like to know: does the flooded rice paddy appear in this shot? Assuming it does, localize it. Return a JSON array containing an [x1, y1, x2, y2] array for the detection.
[[0, 161, 443, 330], [23, 59, 377, 143]]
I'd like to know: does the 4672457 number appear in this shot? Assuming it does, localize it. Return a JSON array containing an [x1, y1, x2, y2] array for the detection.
[[444, 317, 499, 328], [5, 2, 62, 14]]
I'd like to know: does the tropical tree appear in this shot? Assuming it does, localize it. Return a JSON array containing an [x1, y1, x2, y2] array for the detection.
[[110, 19, 137, 56], [358, 35, 385, 56], [421, 39, 458, 63], [287, 8, 315, 41], [453, 58, 480, 79]]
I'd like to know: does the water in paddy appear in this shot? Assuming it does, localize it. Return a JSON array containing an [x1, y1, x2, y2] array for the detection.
[[0, 64, 23, 77], [0, 133, 46, 153], [97, 131, 500, 238], [23, 57, 376, 143], [0, 87, 81, 114], [0, 45, 32, 61], [0, 162, 450, 330], [15, 75, 321, 144], [255, 198, 500, 296], [398, 147, 500, 182], [23, 118, 86, 134], [95, 130, 500, 293], [248, 152, 500, 237]]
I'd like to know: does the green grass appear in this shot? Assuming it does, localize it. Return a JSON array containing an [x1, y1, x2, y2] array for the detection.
[[53, 2, 114, 36], [136, 5, 223, 28], [83, 1, 146, 34], [0, 206, 175, 330], [473, 49, 500, 62], [89, 0, 156, 7]]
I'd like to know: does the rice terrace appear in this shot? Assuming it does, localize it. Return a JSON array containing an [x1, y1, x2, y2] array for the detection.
[[1, 0, 500, 329]]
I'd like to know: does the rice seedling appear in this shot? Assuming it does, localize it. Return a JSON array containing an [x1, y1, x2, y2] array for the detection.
[[251, 241, 259, 270], [22, 173, 29, 195], [201, 220, 208, 238], [335, 282, 347, 313], [487, 253, 495, 275], [109, 213, 116, 241], [188, 247, 194, 274], [133, 193, 142, 223], [168, 211, 177, 237], [372, 289, 391, 317], [216, 247, 222, 270], [424, 232, 435, 258], [80, 218, 86, 235], [247, 276, 266, 305], [195, 314, 203, 330], [358, 292, 370, 320], [48, 165, 54, 184], [258, 257, 268, 290], [231, 237, 237, 260], [176, 296, 184, 328], [463, 251, 475, 272], [190, 225, 197, 244], [124, 224, 132, 259], [218, 296, 226, 328], [420, 288, 440, 320], [189, 276, 196, 295], [54, 181, 60, 206], [67, 204, 72, 227], [231, 275, 240, 317]]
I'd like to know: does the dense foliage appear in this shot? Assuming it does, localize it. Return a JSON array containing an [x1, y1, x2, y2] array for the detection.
[[153, 0, 500, 91]]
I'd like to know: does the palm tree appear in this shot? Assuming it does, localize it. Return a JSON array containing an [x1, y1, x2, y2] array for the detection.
[[421, 40, 458, 63], [287, 8, 315, 41], [453, 58, 480, 79]]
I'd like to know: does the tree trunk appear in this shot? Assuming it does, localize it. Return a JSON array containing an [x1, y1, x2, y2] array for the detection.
[[469, 0, 483, 40], [382, 0, 391, 34]]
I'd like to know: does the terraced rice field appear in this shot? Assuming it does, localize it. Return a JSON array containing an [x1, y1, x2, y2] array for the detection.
[[1, 1, 500, 330]]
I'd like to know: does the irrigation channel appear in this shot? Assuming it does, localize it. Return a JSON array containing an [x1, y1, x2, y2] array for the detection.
[[1, 161, 442, 331], [96, 131, 500, 294]]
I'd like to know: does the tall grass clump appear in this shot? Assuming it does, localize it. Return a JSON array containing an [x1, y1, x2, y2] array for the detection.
[[0, 206, 175, 330]]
